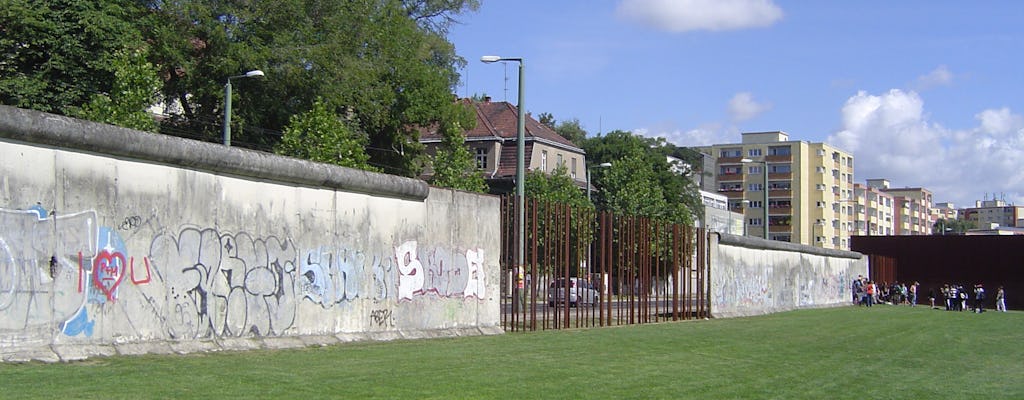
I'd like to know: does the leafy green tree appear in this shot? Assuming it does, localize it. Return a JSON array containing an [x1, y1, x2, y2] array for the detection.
[[932, 218, 975, 235], [0, 0, 148, 114], [430, 103, 486, 192], [525, 164, 593, 210], [275, 98, 376, 172], [70, 48, 161, 132], [553, 118, 587, 146], [583, 131, 698, 225]]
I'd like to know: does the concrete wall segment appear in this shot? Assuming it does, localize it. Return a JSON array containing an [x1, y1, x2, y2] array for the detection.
[[0, 107, 499, 362]]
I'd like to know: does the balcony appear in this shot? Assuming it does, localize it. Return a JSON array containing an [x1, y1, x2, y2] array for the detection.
[[768, 189, 792, 198], [717, 172, 743, 182], [768, 172, 791, 180], [765, 154, 792, 162], [718, 156, 744, 164]]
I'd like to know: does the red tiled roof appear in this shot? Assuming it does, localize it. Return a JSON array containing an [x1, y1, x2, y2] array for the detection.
[[421, 99, 583, 150]]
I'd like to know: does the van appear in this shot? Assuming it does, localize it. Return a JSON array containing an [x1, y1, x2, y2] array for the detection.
[[547, 277, 598, 307]]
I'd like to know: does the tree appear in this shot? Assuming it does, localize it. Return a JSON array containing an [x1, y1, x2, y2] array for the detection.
[[583, 131, 699, 225], [430, 102, 486, 192], [553, 118, 587, 146], [932, 218, 975, 235], [525, 164, 592, 210], [139, 0, 477, 176], [0, 0, 148, 114], [275, 98, 376, 172], [70, 48, 161, 132]]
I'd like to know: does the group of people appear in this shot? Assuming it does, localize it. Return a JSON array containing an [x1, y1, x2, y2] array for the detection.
[[851, 275, 1008, 312], [929, 283, 1008, 313], [851, 276, 918, 307]]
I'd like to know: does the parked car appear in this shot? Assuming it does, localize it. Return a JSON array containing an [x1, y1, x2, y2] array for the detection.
[[547, 277, 598, 307]]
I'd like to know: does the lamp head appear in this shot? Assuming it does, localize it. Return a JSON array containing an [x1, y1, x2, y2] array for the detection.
[[480, 55, 502, 63], [245, 70, 265, 78]]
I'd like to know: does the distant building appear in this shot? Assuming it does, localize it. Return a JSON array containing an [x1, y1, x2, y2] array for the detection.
[[419, 98, 587, 194], [699, 131, 855, 249], [961, 199, 1024, 229], [866, 179, 933, 235], [852, 183, 895, 236]]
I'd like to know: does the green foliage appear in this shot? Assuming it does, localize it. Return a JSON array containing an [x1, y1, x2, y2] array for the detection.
[[536, 112, 586, 145], [583, 130, 699, 225], [0, 0, 147, 113], [932, 218, 975, 235], [276, 98, 376, 172], [525, 164, 592, 210], [430, 103, 486, 192], [70, 48, 161, 132]]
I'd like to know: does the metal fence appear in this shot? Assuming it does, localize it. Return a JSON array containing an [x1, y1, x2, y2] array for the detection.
[[500, 196, 707, 332]]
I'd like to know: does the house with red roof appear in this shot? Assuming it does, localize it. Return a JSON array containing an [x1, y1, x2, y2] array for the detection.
[[420, 97, 588, 194]]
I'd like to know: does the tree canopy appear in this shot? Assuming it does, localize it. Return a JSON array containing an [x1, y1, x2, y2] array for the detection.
[[2, 0, 479, 178]]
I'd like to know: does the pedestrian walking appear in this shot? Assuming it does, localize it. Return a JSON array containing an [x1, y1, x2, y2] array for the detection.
[[995, 286, 1006, 312]]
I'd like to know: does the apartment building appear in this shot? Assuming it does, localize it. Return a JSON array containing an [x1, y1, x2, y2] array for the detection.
[[852, 183, 896, 236], [961, 199, 1023, 229], [699, 131, 855, 249], [866, 179, 933, 235]]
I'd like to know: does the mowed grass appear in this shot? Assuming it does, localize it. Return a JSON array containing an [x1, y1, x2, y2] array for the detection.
[[2, 306, 1021, 399]]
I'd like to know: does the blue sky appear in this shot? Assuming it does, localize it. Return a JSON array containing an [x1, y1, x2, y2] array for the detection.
[[449, 0, 1024, 209]]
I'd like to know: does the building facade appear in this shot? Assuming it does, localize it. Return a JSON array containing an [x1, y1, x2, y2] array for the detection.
[[961, 199, 1023, 229], [867, 179, 933, 235], [852, 183, 895, 236], [419, 98, 587, 193], [699, 131, 855, 249]]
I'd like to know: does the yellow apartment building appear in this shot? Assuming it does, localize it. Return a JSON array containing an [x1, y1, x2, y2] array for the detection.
[[700, 131, 855, 249]]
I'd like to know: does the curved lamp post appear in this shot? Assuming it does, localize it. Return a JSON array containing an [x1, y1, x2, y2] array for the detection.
[[481, 55, 526, 284], [741, 158, 769, 239], [222, 70, 265, 146]]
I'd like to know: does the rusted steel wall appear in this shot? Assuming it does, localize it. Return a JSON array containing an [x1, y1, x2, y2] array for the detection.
[[501, 197, 704, 332], [851, 235, 1023, 310]]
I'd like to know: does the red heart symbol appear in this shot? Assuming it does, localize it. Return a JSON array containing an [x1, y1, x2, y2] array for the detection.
[[93, 250, 127, 302]]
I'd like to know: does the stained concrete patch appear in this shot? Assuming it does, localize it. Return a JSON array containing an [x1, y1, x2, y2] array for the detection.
[[218, 337, 263, 351], [298, 335, 339, 347], [335, 332, 371, 343], [261, 337, 306, 350], [52, 344, 116, 362], [168, 340, 220, 355], [115, 342, 174, 356], [2, 348, 59, 363]]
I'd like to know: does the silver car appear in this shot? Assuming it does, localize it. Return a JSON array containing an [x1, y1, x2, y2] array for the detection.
[[547, 277, 598, 307]]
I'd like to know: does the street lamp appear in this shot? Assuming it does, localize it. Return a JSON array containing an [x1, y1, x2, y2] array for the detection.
[[222, 69, 265, 146], [741, 199, 750, 236], [741, 158, 769, 239], [481, 55, 526, 282]]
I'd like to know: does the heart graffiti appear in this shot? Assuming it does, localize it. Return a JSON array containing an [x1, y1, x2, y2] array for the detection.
[[92, 249, 127, 302]]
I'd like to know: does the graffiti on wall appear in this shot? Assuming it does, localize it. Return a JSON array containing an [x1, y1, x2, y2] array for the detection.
[[3, 205, 490, 343], [298, 241, 487, 306], [147, 227, 299, 339]]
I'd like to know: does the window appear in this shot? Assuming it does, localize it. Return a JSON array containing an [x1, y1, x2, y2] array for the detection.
[[816, 166, 826, 173], [571, 158, 577, 179], [816, 184, 826, 191], [748, 183, 764, 191], [474, 148, 488, 169], [749, 218, 763, 226], [748, 166, 763, 174], [770, 164, 791, 173], [720, 148, 742, 157], [541, 150, 548, 171], [816, 201, 826, 208], [557, 153, 563, 167], [817, 149, 826, 156], [749, 200, 763, 208], [720, 166, 742, 174], [768, 146, 791, 156], [748, 148, 762, 157]]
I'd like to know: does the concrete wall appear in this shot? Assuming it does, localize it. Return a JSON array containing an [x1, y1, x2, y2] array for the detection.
[[709, 233, 867, 318], [0, 106, 501, 362]]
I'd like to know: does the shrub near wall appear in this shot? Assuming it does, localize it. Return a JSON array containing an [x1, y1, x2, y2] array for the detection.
[[0, 106, 501, 362]]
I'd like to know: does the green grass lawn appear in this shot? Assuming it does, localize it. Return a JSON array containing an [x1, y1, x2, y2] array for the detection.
[[2, 306, 1020, 399]]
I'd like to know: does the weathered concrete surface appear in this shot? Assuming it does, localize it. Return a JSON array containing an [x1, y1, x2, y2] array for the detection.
[[709, 233, 868, 318], [0, 106, 500, 362]]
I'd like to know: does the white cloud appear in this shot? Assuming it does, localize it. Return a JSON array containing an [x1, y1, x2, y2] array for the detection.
[[914, 65, 954, 90], [827, 89, 1024, 207], [633, 122, 738, 147], [728, 92, 772, 122], [615, 0, 783, 33]]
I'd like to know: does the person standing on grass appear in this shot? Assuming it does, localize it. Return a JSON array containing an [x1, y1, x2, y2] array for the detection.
[[864, 281, 875, 307], [995, 286, 1006, 312], [929, 287, 936, 308], [909, 281, 918, 307], [852, 275, 865, 306], [974, 284, 986, 313]]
